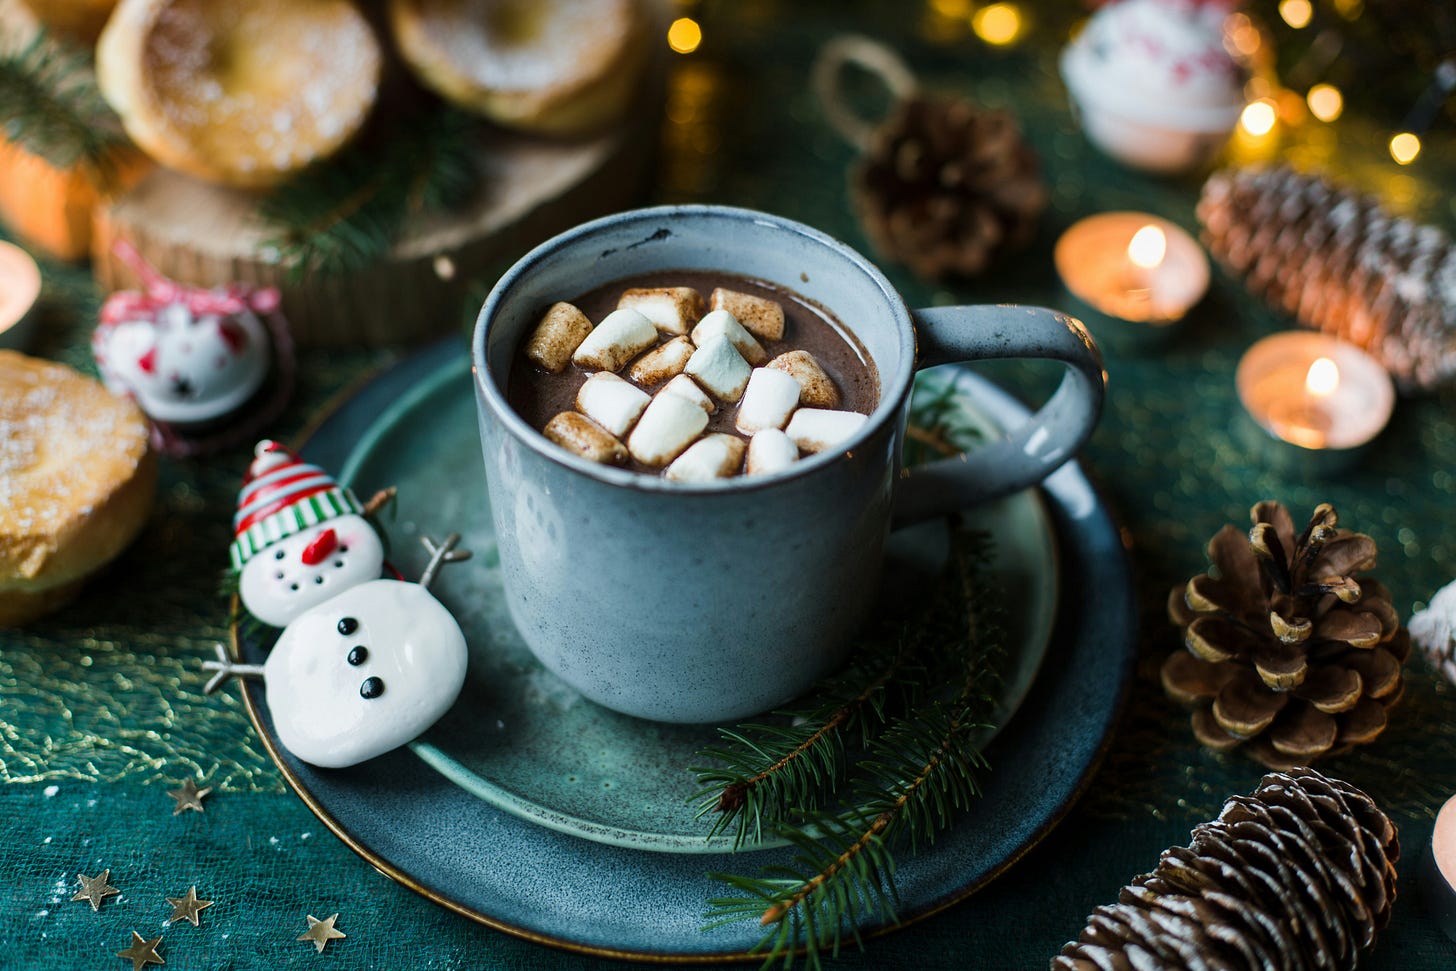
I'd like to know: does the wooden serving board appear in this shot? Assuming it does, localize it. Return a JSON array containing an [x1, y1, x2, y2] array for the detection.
[[91, 126, 654, 347]]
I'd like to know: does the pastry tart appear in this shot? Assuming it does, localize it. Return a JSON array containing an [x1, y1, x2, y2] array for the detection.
[[0, 352, 157, 626], [97, 0, 382, 187], [389, 0, 648, 136]]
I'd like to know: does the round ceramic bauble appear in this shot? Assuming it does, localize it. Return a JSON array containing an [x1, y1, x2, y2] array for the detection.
[[1060, 0, 1247, 174], [94, 298, 270, 425], [263, 578, 468, 768]]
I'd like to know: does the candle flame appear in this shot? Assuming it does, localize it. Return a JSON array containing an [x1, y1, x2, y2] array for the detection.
[[1127, 225, 1167, 270], [1305, 357, 1339, 397]]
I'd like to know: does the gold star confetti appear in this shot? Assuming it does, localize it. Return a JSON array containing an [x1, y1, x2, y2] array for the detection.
[[116, 931, 164, 970], [165, 885, 213, 926], [72, 870, 121, 911], [297, 913, 346, 953], [166, 778, 211, 815]]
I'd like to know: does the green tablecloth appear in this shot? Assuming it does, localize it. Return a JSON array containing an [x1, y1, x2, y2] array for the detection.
[[5, 4, 1456, 968]]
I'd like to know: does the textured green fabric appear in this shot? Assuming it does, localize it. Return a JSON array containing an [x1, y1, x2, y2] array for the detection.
[[4, 3, 1456, 968]]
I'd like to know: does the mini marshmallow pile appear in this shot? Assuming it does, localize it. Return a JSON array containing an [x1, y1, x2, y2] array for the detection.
[[524, 286, 869, 481]]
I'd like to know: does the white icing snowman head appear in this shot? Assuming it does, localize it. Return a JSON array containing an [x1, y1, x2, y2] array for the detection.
[[231, 440, 385, 627], [94, 289, 274, 426], [262, 578, 469, 768]]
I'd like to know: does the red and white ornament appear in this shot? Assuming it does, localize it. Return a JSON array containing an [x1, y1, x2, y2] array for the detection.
[[93, 241, 292, 455], [231, 440, 386, 628], [1060, 0, 1248, 173]]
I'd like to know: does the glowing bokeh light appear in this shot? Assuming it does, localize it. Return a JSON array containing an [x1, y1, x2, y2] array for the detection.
[[1390, 132, 1422, 165], [973, 3, 1023, 46], [1240, 100, 1278, 136], [1306, 84, 1343, 122], [1279, 0, 1314, 29], [667, 17, 702, 54]]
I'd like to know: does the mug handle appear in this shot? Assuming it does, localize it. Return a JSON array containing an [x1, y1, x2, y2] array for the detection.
[[892, 305, 1106, 527]]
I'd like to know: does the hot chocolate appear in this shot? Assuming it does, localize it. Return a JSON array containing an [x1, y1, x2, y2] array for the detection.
[[508, 271, 879, 479]]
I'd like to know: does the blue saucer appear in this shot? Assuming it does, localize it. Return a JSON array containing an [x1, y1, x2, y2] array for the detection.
[[232, 337, 1136, 959]]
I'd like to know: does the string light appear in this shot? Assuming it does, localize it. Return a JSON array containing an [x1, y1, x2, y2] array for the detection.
[[1240, 100, 1278, 136], [1278, 0, 1314, 29], [1306, 84, 1343, 122], [1389, 131, 1422, 165], [667, 17, 702, 54], [972, 3, 1023, 46]]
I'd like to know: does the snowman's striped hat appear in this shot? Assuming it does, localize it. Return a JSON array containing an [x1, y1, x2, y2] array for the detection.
[[229, 440, 363, 569]]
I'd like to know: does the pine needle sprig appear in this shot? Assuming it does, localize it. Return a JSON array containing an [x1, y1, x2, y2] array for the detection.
[[258, 107, 481, 279], [904, 371, 986, 466], [0, 28, 123, 178], [700, 530, 1006, 970]]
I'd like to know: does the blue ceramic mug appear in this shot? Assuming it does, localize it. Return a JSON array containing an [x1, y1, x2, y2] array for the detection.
[[472, 206, 1104, 723]]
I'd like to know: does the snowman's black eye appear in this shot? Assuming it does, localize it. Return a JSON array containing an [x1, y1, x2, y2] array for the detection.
[[347, 646, 368, 666], [275, 549, 285, 560], [340, 544, 349, 553], [359, 677, 384, 699], [337, 617, 358, 635]]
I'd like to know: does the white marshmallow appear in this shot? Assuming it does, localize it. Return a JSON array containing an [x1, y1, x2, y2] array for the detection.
[[664, 434, 746, 482], [710, 287, 785, 342], [785, 409, 869, 454], [618, 287, 703, 336], [544, 412, 627, 465], [735, 367, 801, 434], [767, 350, 841, 408], [628, 336, 695, 386], [575, 372, 650, 438], [691, 309, 766, 365], [524, 302, 593, 373], [684, 335, 751, 403], [746, 429, 800, 476], [661, 374, 715, 414], [571, 308, 658, 372], [628, 390, 709, 467]]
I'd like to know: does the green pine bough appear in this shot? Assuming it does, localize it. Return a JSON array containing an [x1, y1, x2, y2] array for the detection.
[[0, 27, 123, 178], [693, 519, 1007, 971], [258, 107, 480, 279]]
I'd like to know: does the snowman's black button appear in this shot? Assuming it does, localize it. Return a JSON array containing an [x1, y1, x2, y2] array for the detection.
[[360, 677, 385, 699], [347, 646, 368, 666], [337, 617, 358, 635]]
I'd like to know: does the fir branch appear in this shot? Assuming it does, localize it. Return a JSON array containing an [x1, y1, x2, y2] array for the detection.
[[903, 372, 985, 467], [0, 28, 122, 178], [700, 530, 1005, 970], [258, 107, 480, 279]]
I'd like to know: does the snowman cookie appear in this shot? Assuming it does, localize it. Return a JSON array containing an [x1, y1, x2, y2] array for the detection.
[[229, 440, 388, 628], [207, 534, 471, 768]]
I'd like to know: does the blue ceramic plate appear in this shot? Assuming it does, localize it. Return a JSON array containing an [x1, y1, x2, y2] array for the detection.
[[233, 338, 1135, 960]]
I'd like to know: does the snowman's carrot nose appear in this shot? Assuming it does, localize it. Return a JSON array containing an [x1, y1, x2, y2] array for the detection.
[[301, 528, 338, 566]]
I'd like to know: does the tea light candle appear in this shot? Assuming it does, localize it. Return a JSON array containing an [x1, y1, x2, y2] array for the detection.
[[0, 240, 41, 350], [1423, 793, 1456, 943], [1236, 331, 1394, 470], [1054, 212, 1209, 346]]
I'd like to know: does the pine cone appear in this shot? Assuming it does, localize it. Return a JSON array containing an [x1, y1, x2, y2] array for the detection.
[[1054, 767, 1399, 971], [852, 94, 1046, 281], [1162, 501, 1408, 770], [1198, 164, 1456, 393]]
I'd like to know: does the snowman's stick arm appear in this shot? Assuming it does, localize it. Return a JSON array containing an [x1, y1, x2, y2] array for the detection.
[[418, 532, 471, 590], [201, 642, 267, 695]]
